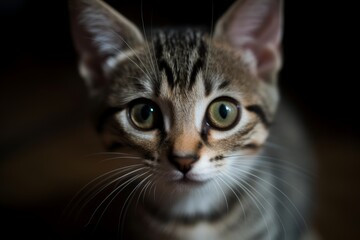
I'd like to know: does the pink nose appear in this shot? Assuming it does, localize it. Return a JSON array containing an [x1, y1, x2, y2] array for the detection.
[[169, 155, 198, 174]]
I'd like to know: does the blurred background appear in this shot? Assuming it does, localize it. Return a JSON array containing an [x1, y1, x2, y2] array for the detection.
[[0, 0, 358, 239]]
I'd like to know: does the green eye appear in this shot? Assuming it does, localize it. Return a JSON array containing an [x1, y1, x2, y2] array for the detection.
[[129, 99, 161, 130], [206, 98, 240, 130]]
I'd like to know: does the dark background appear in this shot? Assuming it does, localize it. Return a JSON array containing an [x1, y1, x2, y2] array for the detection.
[[0, 0, 359, 239]]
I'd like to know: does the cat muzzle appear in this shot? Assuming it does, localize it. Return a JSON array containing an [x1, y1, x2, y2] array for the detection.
[[168, 155, 199, 174]]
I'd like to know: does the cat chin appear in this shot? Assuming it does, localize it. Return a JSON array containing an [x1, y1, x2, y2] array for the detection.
[[144, 181, 227, 219]]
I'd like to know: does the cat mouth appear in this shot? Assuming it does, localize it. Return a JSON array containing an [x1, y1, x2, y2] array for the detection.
[[179, 176, 205, 185], [169, 172, 208, 186]]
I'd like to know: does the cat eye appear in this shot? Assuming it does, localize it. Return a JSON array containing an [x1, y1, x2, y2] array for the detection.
[[206, 97, 241, 130], [128, 99, 162, 131]]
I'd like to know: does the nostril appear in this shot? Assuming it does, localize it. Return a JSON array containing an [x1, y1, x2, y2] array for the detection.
[[169, 155, 198, 174]]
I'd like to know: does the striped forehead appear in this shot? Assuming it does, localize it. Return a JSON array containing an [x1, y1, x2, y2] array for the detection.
[[152, 29, 208, 93], [108, 29, 233, 106]]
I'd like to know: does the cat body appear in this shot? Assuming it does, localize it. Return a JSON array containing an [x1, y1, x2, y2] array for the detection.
[[69, 0, 314, 239]]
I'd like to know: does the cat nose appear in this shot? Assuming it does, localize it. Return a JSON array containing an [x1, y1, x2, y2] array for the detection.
[[169, 154, 198, 174]]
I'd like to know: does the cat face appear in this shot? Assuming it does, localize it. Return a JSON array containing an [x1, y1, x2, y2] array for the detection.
[[70, 0, 282, 212], [100, 32, 269, 182]]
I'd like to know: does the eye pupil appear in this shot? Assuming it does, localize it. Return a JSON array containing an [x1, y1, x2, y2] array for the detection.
[[141, 105, 153, 120], [219, 104, 228, 119]]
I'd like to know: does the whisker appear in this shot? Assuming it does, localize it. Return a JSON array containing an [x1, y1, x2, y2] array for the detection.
[[103, 41, 152, 81], [83, 152, 137, 158], [98, 156, 143, 164], [230, 165, 307, 232], [70, 167, 145, 220], [140, 0, 158, 81], [89, 170, 149, 228], [231, 162, 312, 201], [118, 173, 153, 238], [109, 30, 154, 78], [133, 174, 153, 210], [216, 174, 246, 218], [263, 141, 289, 152], [74, 166, 147, 222], [139, 176, 154, 206], [152, 178, 158, 202], [213, 177, 229, 212], [205, 0, 214, 78], [221, 171, 273, 240], [64, 164, 142, 218], [224, 154, 314, 177]]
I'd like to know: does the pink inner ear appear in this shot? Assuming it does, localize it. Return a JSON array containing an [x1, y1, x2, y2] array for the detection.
[[215, 0, 282, 82], [256, 44, 281, 80]]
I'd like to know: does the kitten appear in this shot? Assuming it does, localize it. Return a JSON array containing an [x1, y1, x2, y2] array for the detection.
[[68, 0, 314, 239]]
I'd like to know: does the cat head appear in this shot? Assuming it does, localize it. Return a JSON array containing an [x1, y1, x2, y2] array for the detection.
[[69, 0, 282, 213]]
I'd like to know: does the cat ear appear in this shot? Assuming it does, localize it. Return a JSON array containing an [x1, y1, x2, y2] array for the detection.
[[214, 0, 282, 83], [69, 0, 144, 95]]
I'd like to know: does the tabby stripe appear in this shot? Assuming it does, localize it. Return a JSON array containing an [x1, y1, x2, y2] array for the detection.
[[154, 34, 164, 60], [133, 82, 147, 92], [246, 105, 271, 127], [154, 36, 169, 93], [201, 122, 210, 144], [204, 78, 213, 96], [188, 58, 203, 90], [154, 34, 176, 90], [158, 60, 175, 89], [230, 121, 258, 150], [189, 40, 207, 90], [218, 80, 230, 90], [237, 121, 258, 136]]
